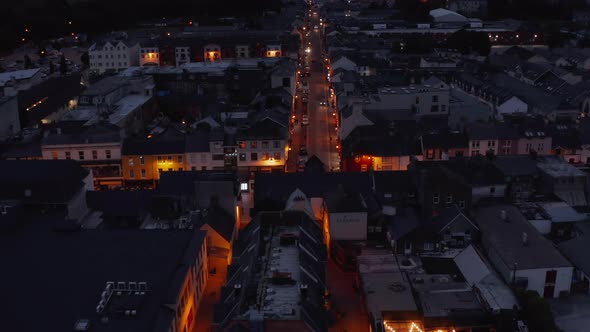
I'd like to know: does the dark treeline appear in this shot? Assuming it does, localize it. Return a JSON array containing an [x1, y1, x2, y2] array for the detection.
[[0, 0, 283, 52]]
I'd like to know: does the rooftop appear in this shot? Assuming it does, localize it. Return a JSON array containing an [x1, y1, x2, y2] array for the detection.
[[475, 205, 571, 270], [537, 156, 587, 178], [361, 272, 417, 319], [0, 68, 41, 86], [0, 214, 206, 332]]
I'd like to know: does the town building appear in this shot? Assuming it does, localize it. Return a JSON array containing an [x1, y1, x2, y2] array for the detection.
[[0, 211, 208, 332], [0, 96, 19, 140], [0, 160, 93, 221], [41, 123, 124, 189], [89, 39, 140, 74], [213, 210, 327, 332], [0, 68, 43, 97], [475, 205, 573, 298]]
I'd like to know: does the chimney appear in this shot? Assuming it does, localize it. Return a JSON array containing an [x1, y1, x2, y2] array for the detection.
[[522, 232, 528, 246], [500, 210, 507, 222]]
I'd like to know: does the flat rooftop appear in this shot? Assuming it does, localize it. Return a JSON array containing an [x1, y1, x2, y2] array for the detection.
[[361, 272, 417, 319], [537, 157, 587, 178], [0, 214, 206, 332]]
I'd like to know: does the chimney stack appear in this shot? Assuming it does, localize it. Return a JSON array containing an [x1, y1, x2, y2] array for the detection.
[[522, 232, 528, 246], [500, 210, 507, 222]]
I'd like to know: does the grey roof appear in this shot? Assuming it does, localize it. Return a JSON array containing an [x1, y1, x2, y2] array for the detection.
[[0, 216, 206, 332], [558, 223, 590, 276], [0, 160, 89, 204], [475, 205, 571, 270], [324, 190, 368, 213], [467, 122, 518, 140], [185, 132, 211, 153], [254, 173, 373, 206], [42, 123, 122, 146], [493, 155, 539, 177]]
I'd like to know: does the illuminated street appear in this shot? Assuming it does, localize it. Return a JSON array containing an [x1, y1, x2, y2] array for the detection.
[[287, 4, 340, 172]]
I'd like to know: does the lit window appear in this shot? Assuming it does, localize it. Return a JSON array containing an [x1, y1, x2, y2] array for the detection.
[[140, 156, 144, 165], [240, 182, 248, 191], [129, 169, 135, 178], [141, 169, 146, 178]]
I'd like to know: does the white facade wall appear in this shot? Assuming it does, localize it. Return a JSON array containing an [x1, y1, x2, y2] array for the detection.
[[331, 56, 357, 72], [175, 47, 191, 66], [67, 188, 90, 221], [328, 211, 368, 240], [468, 139, 498, 156], [236, 139, 287, 168], [42, 143, 122, 161], [516, 137, 552, 155], [512, 268, 573, 298], [498, 96, 528, 115], [472, 184, 507, 203], [89, 42, 139, 73], [372, 89, 451, 116], [186, 152, 224, 170]]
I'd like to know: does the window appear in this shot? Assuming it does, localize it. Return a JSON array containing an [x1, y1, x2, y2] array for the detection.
[[538, 143, 544, 152], [168, 168, 173, 172], [140, 156, 144, 165], [158, 168, 163, 173], [504, 140, 512, 147], [441, 105, 447, 112], [250, 141, 258, 148], [415, 97, 419, 104], [212, 154, 224, 160], [273, 141, 280, 148], [459, 200, 465, 208], [251, 153, 258, 161], [490, 187, 496, 194], [273, 153, 281, 160], [430, 105, 439, 112], [446, 193, 453, 204], [471, 150, 480, 156], [433, 193, 440, 204], [51, 151, 58, 160], [78, 151, 85, 160], [262, 153, 270, 161], [65, 151, 71, 160], [239, 141, 246, 149], [432, 95, 438, 103], [262, 141, 269, 149], [129, 169, 135, 178], [191, 167, 197, 171], [241, 182, 249, 191], [157, 156, 162, 162], [471, 141, 480, 148], [178, 168, 183, 171], [488, 141, 495, 147], [92, 150, 98, 160], [178, 155, 183, 163], [105, 150, 111, 159], [128, 158, 134, 166], [141, 169, 146, 178], [239, 153, 247, 161], [423, 243, 434, 251], [168, 156, 173, 162], [426, 149, 435, 159]]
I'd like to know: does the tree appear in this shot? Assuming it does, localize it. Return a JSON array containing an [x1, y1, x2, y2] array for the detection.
[[517, 290, 559, 332], [447, 30, 491, 56], [24, 54, 33, 69], [59, 54, 67, 75]]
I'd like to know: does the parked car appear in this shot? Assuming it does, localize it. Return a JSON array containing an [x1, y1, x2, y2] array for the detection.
[[302, 114, 309, 126]]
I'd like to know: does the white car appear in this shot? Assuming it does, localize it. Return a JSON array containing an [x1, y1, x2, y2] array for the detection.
[[302, 114, 309, 126]]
